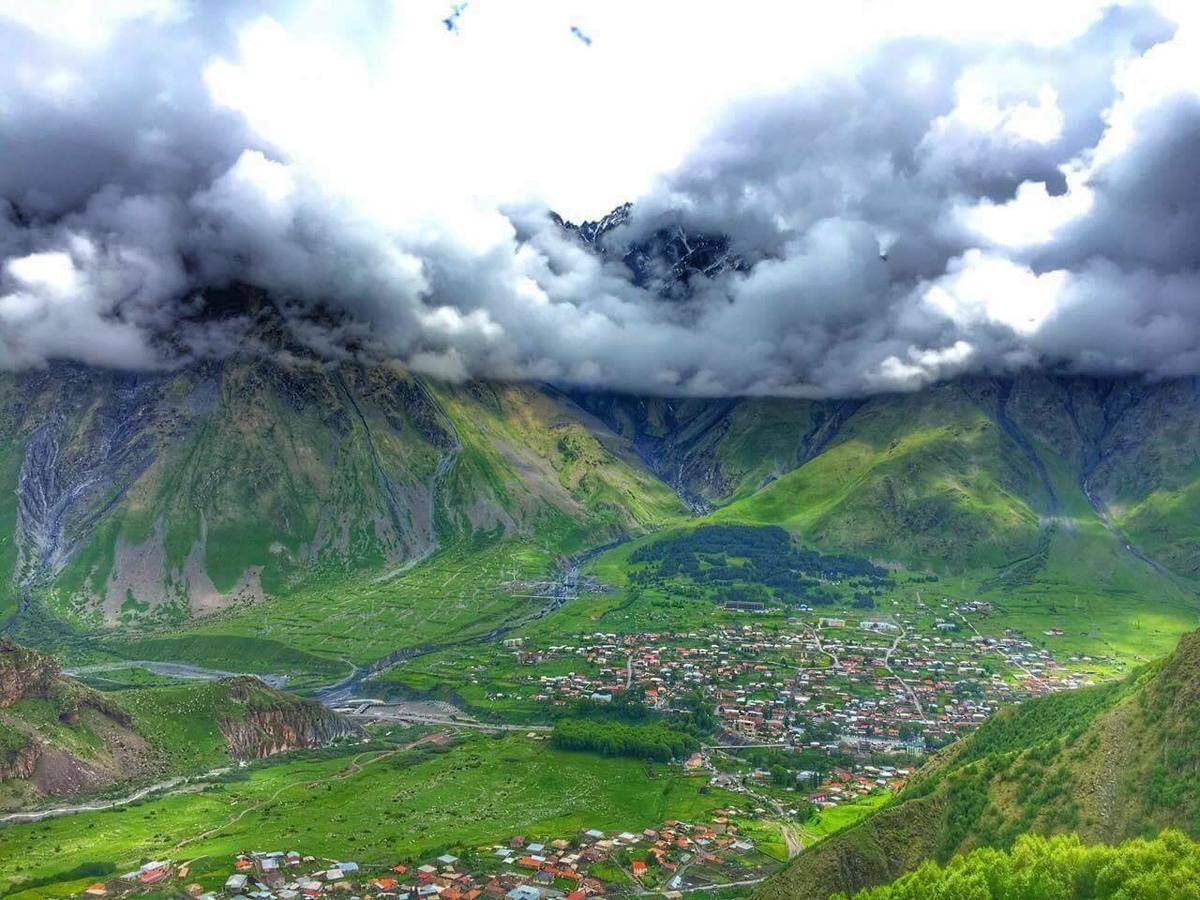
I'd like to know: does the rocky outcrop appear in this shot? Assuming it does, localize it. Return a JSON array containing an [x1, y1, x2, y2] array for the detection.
[[0, 735, 39, 781], [217, 676, 362, 760], [0, 640, 141, 800], [0, 638, 61, 708]]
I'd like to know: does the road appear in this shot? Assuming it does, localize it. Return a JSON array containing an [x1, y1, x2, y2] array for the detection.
[[782, 824, 804, 859], [882, 629, 925, 721], [625, 654, 633, 689], [806, 626, 840, 669]]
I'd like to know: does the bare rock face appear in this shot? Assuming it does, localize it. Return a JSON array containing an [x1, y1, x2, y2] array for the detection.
[[217, 676, 363, 759], [0, 738, 40, 782], [0, 638, 60, 708]]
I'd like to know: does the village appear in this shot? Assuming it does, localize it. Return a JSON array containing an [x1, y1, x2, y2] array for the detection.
[[82, 817, 779, 900], [475, 596, 1108, 810]]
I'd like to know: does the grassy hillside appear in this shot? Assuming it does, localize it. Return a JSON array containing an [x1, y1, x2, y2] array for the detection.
[[583, 376, 1200, 584], [710, 383, 1047, 571], [0, 733, 740, 899], [1005, 375, 1200, 580], [757, 625, 1200, 899], [571, 377, 1200, 665]]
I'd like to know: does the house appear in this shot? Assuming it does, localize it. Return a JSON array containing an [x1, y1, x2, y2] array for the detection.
[[84, 885, 107, 897], [631, 861, 647, 877], [138, 861, 171, 885], [437, 854, 460, 867], [505, 888, 543, 900], [226, 874, 249, 893]]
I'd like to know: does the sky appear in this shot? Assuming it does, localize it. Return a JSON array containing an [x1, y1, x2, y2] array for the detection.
[[0, 0, 1197, 396]]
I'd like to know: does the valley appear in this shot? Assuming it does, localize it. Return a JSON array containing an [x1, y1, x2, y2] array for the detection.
[[2, 2, 1198, 896], [2, 367, 1200, 900]]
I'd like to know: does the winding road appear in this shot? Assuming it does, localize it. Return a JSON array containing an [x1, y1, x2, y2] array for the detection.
[[882, 628, 925, 721]]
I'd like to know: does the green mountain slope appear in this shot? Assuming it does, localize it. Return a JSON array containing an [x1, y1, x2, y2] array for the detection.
[[836, 830, 1200, 900], [756, 625, 1200, 899], [710, 382, 1048, 571], [582, 376, 1200, 583], [0, 358, 687, 640], [575, 376, 1198, 665]]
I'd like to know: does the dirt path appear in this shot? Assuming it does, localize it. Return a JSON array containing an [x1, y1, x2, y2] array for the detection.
[[806, 626, 840, 669]]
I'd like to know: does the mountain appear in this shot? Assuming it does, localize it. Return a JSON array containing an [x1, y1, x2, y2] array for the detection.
[[0, 639, 359, 812], [3, 349, 1200, 663], [579, 375, 1200, 581], [1, 209, 1197, 657], [756, 624, 1200, 899], [552, 203, 743, 299], [0, 336, 686, 637]]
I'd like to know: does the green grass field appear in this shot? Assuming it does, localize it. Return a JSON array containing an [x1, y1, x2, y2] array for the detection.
[[0, 734, 740, 899], [797, 792, 892, 846]]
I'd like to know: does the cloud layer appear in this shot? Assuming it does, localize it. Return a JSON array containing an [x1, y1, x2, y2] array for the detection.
[[1, 0, 1198, 397]]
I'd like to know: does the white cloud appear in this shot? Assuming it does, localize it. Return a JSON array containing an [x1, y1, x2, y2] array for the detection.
[[0, 0, 1198, 397]]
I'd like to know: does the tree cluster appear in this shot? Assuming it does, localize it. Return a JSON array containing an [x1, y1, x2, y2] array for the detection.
[[550, 718, 699, 762]]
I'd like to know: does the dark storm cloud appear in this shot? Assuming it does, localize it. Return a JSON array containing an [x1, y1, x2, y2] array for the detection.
[[0, 1, 1197, 396]]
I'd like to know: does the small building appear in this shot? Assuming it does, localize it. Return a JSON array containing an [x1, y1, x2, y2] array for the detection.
[[225, 874, 249, 893]]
